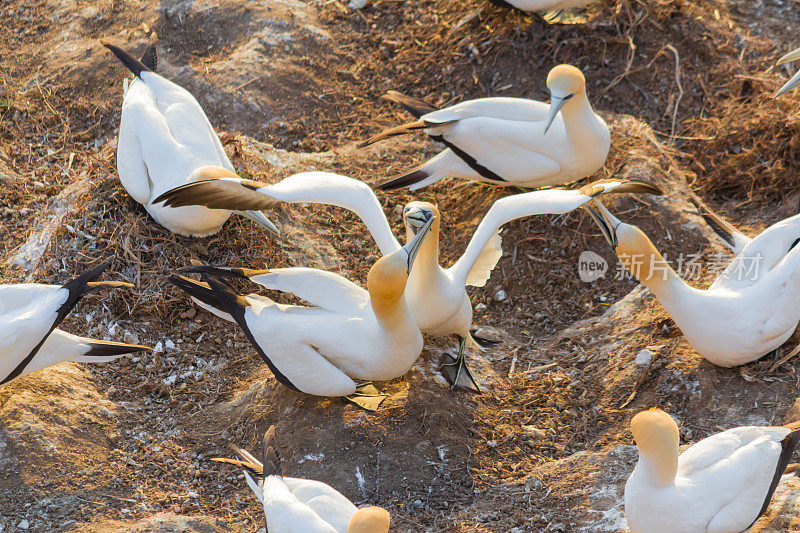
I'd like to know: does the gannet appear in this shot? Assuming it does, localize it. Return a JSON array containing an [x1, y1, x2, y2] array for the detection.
[[1, 262, 150, 387], [155, 172, 661, 392], [776, 45, 800, 96], [101, 40, 277, 237], [356, 65, 610, 190], [213, 426, 390, 533], [625, 408, 800, 533], [585, 199, 800, 366], [168, 217, 435, 409], [486, 0, 598, 13]]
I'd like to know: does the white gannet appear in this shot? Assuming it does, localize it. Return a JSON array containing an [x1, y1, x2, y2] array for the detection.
[[1, 262, 150, 387], [168, 217, 436, 410], [625, 408, 800, 533], [486, 0, 598, 13], [776, 45, 800, 96], [212, 426, 390, 533], [585, 199, 800, 366], [101, 41, 277, 237], [155, 172, 661, 392], [356, 64, 610, 191]]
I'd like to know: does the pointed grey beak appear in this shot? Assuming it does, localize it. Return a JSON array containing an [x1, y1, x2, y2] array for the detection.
[[235, 210, 280, 236], [777, 46, 800, 66], [544, 93, 573, 134], [402, 215, 435, 273], [776, 69, 800, 97], [583, 200, 621, 249]]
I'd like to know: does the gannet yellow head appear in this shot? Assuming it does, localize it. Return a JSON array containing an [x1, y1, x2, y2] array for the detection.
[[368, 216, 435, 315], [631, 408, 680, 487], [348, 506, 391, 533], [544, 64, 587, 133], [403, 201, 440, 237]]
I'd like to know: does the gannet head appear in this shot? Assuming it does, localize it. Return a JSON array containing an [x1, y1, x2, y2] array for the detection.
[[776, 46, 800, 97], [630, 408, 680, 487], [368, 216, 435, 302], [347, 506, 391, 533], [403, 201, 440, 236], [544, 64, 587, 134]]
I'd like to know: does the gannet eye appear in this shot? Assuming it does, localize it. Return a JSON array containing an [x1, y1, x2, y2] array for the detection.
[[423, 211, 433, 221]]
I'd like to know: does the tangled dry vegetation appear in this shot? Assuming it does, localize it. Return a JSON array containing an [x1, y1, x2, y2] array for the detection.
[[1, 0, 800, 531]]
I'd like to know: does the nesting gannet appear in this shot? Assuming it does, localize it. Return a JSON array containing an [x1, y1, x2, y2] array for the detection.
[[101, 40, 277, 237], [625, 408, 800, 533], [213, 426, 390, 533], [168, 217, 435, 409], [155, 172, 661, 392], [585, 199, 800, 366], [776, 45, 800, 96], [486, 0, 598, 13], [356, 65, 610, 190], [1, 262, 150, 387]]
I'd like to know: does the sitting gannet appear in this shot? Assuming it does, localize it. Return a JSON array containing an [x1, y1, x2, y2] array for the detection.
[[1, 262, 150, 387], [585, 199, 800, 366], [776, 45, 800, 96], [213, 426, 390, 533], [356, 64, 610, 190], [168, 217, 435, 409], [486, 0, 598, 14], [625, 408, 800, 533], [101, 40, 276, 237], [155, 172, 661, 392]]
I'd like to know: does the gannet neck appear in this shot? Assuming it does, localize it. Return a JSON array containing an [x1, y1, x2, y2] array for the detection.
[[367, 254, 411, 327], [348, 506, 391, 533], [616, 224, 687, 301], [631, 408, 679, 488]]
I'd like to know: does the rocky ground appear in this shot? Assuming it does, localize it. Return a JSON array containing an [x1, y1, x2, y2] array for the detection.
[[1, 0, 800, 531]]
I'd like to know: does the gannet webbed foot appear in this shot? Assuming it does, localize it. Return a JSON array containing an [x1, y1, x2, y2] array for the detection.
[[343, 381, 387, 411], [440, 351, 481, 394], [470, 327, 502, 349]]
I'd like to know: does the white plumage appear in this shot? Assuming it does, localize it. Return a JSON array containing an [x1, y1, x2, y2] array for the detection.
[[586, 200, 800, 366], [155, 172, 660, 391], [488, 0, 598, 12], [0, 263, 149, 387], [358, 65, 610, 191], [169, 217, 435, 402], [213, 427, 390, 533], [625, 408, 799, 533], [103, 41, 276, 237]]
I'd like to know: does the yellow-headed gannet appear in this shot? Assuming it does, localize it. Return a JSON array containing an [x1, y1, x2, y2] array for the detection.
[[776, 45, 800, 97], [486, 0, 598, 13], [357, 65, 610, 190], [213, 426, 390, 533], [586, 199, 800, 366], [101, 40, 277, 237], [1, 262, 150, 387], [155, 172, 661, 392], [168, 217, 436, 410], [625, 408, 799, 533]]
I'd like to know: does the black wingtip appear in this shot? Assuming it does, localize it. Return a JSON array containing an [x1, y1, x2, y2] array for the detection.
[[168, 274, 226, 313], [262, 426, 282, 480], [376, 168, 430, 191], [178, 265, 269, 280], [140, 43, 157, 71], [84, 340, 151, 357], [102, 41, 153, 78], [384, 90, 439, 118], [750, 429, 800, 528], [690, 198, 736, 248]]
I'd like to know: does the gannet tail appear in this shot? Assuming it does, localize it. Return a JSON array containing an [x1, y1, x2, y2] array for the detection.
[[101, 40, 153, 78], [750, 429, 800, 528], [78, 340, 150, 361], [167, 274, 234, 322], [377, 164, 443, 191], [383, 90, 439, 118], [357, 120, 427, 148]]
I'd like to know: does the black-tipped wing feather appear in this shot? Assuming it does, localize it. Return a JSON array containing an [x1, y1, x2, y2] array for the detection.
[[179, 265, 270, 280], [154, 179, 276, 211], [140, 43, 157, 71], [384, 90, 439, 118], [262, 425, 282, 480], [690, 198, 740, 250], [102, 41, 153, 78], [84, 340, 150, 357], [748, 429, 800, 528], [168, 275, 226, 312]]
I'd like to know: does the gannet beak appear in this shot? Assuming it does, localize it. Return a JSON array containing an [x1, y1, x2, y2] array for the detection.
[[404, 206, 434, 235], [235, 210, 280, 236], [402, 215, 435, 273], [777, 46, 800, 66], [776, 70, 800, 97], [583, 200, 621, 249], [544, 93, 573, 134]]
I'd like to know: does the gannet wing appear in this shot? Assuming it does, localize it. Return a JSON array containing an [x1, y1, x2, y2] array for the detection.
[[677, 426, 791, 477], [448, 179, 662, 286], [691, 198, 751, 254], [284, 477, 358, 531], [420, 96, 550, 123], [154, 172, 401, 255], [464, 231, 502, 288]]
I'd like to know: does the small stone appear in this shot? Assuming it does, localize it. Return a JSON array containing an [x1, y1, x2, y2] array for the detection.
[[486, 440, 497, 447], [32, 181, 45, 191], [635, 348, 654, 366], [17, 520, 29, 530], [349, 0, 367, 9], [153, 341, 164, 353], [522, 426, 546, 439], [493, 289, 507, 302], [187, 490, 199, 498], [474, 303, 487, 313], [165, 339, 176, 350]]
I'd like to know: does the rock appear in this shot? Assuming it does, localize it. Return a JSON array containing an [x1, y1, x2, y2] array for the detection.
[[522, 426, 547, 439], [634, 348, 654, 366], [17, 519, 29, 530], [493, 289, 507, 302], [475, 303, 487, 313], [349, 0, 367, 8]]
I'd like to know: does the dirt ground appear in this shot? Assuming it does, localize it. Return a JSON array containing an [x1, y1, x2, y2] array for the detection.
[[1, 0, 800, 531]]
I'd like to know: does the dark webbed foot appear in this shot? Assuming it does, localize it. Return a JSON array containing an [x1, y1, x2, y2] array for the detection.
[[440, 351, 481, 394], [343, 382, 388, 411]]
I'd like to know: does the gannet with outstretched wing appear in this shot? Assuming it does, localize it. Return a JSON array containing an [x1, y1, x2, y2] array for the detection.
[[156, 172, 661, 392]]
